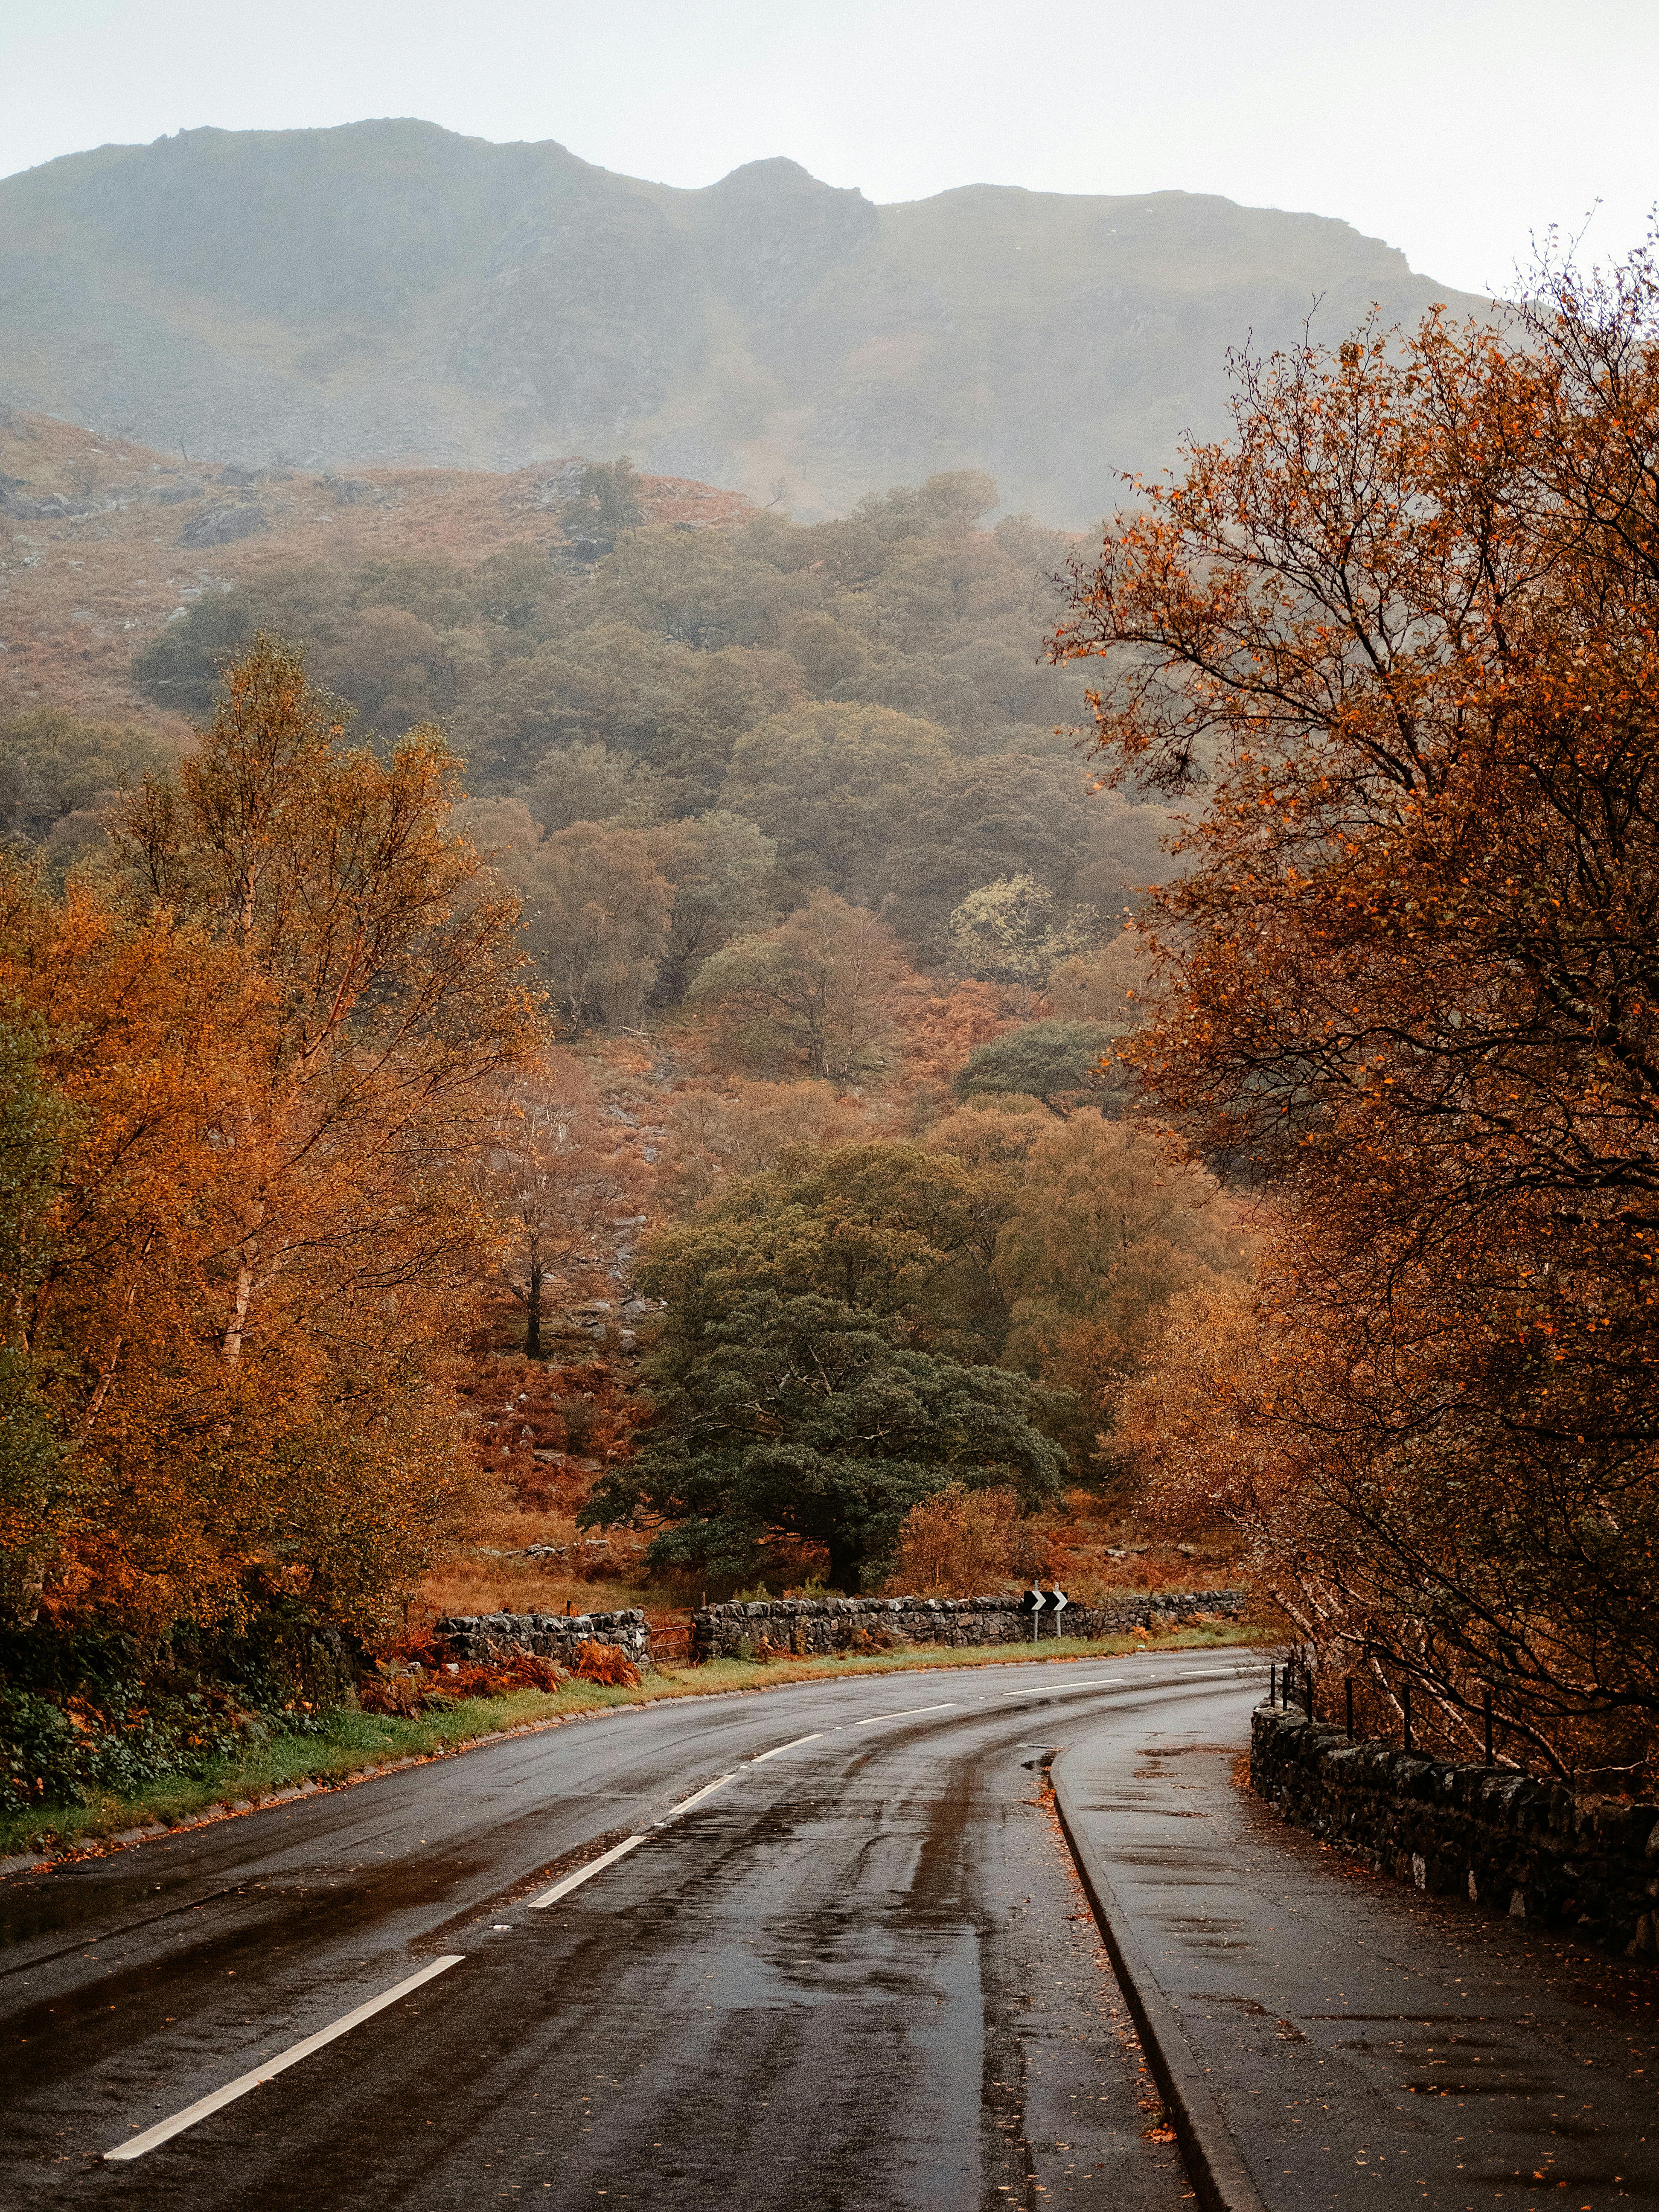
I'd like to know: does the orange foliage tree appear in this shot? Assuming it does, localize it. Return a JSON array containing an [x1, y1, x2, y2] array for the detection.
[[3, 637, 541, 1636], [1053, 243, 1659, 1778]]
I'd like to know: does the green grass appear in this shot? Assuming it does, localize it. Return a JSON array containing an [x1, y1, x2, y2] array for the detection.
[[0, 1621, 1271, 1863]]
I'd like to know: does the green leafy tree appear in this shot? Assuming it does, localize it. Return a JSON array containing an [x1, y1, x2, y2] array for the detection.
[[512, 821, 674, 1033], [946, 875, 1092, 993], [647, 810, 778, 1001], [0, 710, 178, 852], [639, 1137, 1018, 1356], [560, 458, 644, 538], [131, 566, 350, 716], [719, 701, 949, 905], [891, 755, 1091, 957], [583, 1290, 1065, 1590], [1073, 795, 1183, 925], [524, 740, 651, 832], [953, 1019, 1126, 1118]]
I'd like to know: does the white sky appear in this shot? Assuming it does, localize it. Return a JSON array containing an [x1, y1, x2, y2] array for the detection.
[[2, 0, 1653, 297]]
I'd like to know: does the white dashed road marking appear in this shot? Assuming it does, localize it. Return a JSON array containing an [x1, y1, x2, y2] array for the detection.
[[105, 1956, 465, 2162]]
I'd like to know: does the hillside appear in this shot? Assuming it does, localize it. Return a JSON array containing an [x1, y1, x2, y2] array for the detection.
[[0, 408, 748, 722], [0, 121, 1487, 524]]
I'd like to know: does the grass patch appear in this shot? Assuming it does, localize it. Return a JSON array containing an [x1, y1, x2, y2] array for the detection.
[[0, 1621, 1269, 1864]]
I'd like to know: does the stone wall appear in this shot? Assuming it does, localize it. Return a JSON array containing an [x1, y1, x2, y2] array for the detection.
[[690, 1588, 1245, 1664], [1251, 1705, 1659, 1956], [434, 1608, 650, 1668]]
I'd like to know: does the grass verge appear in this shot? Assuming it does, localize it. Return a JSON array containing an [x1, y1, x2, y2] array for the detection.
[[0, 1622, 1271, 1865]]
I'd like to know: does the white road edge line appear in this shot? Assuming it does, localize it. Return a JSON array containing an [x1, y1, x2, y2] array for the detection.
[[749, 1733, 824, 1764], [104, 1954, 464, 2162], [854, 1702, 956, 1726], [655, 1772, 737, 1823], [527, 1834, 646, 1908], [1000, 1677, 1126, 1697]]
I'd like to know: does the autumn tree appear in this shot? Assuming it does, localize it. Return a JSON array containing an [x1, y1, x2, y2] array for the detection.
[[993, 1118, 1255, 1473], [885, 1483, 1036, 1596], [687, 891, 913, 1081], [1045, 934, 1155, 1024], [0, 868, 283, 1629], [0, 634, 548, 1636], [1051, 240, 1659, 1774], [481, 1050, 649, 1356], [512, 819, 674, 1032], [888, 975, 1012, 1127], [653, 1079, 873, 1217], [0, 1007, 74, 1624]]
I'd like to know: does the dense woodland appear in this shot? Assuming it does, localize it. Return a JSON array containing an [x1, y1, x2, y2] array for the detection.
[[0, 470, 1231, 1818], [5, 239, 1659, 1813]]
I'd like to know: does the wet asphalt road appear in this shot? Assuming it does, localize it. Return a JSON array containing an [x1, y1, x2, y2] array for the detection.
[[0, 1649, 1263, 2211]]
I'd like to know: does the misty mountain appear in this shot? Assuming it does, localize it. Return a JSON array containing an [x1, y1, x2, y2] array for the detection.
[[0, 120, 1484, 524]]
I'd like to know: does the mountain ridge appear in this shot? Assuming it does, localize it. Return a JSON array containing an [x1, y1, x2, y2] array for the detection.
[[0, 119, 1486, 524]]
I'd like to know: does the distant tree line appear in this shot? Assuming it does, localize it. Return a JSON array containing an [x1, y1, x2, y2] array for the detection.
[[119, 470, 1181, 1001]]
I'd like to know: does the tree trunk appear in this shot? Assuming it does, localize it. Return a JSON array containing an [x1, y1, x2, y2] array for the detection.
[[525, 1258, 544, 1359], [825, 1535, 860, 1595]]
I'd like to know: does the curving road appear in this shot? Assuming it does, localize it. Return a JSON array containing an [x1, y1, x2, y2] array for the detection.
[[0, 1648, 1265, 2211]]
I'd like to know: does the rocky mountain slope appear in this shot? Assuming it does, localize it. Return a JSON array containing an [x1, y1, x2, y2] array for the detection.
[[0, 121, 1486, 524]]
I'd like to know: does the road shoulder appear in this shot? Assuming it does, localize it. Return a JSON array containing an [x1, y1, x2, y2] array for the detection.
[[1055, 1700, 1659, 2212]]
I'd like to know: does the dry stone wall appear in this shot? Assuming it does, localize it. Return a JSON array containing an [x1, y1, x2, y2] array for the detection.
[[1252, 1705, 1659, 1956], [690, 1589, 1245, 1663], [434, 1608, 650, 1668]]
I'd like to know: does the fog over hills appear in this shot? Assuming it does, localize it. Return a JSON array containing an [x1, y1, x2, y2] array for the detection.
[[0, 119, 1485, 524]]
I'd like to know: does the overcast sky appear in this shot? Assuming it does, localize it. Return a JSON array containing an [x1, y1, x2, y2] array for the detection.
[[2, 0, 1652, 296]]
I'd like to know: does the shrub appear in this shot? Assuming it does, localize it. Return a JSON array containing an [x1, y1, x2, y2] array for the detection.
[[884, 1483, 1035, 1596]]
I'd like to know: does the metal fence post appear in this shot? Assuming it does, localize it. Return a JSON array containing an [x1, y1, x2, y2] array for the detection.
[[1270, 1662, 1278, 1707]]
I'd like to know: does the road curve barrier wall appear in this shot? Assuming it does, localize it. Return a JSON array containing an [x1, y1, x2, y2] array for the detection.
[[690, 1589, 1246, 1664], [434, 1608, 651, 1668], [1251, 1705, 1659, 1956]]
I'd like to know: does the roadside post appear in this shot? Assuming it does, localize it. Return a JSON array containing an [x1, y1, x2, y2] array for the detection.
[[1049, 1586, 1068, 1639], [1021, 1586, 1044, 1644]]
